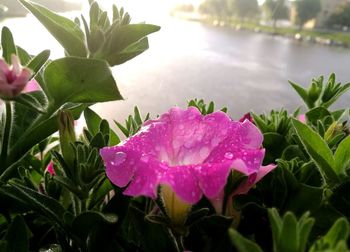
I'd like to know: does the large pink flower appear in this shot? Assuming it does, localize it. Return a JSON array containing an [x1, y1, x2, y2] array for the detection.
[[0, 55, 32, 99], [100, 107, 275, 206]]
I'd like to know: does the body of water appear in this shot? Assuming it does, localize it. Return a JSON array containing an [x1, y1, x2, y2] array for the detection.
[[1, 2, 350, 123]]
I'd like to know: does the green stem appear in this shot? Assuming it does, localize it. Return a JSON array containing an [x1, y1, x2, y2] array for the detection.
[[0, 102, 13, 168], [168, 228, 185, 252]]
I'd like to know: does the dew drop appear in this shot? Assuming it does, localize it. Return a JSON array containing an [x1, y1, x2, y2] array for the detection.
[[224, 152, 234, 159], [140, 155, 149, 163], [112, 152, 127, 166]]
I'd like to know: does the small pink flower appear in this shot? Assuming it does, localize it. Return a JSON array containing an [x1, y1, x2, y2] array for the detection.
[[0, 55, 32, 99], [101, 107, 275, 209], [298, 114, 306, 123], [23, 79, 40, 93], [239, 112, 253, 123], [46, 161, 56, 176]]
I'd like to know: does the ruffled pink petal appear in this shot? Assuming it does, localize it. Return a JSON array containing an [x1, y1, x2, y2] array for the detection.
[[233, 164, 277, 196], [100, 107, 273, 206], [123, 158, 163, 199], [100, 146, 138, 187]]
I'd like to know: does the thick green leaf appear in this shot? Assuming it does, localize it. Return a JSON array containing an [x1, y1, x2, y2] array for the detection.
[[44, 57, 122, 106], [228, 228, 263, 252], [291, 119, 338, 184], [5, 215, 29, 252], [289, 81, 312, 108], [19, 0, 86, 57], [298, 216, 315, 252], [279, 213, 298, 252], [268, 208, 282, 251], [323, 83, 350, 108], [334, 136, 350, 175], [1, 26, 17, 63], [106, 38, 149, 66], [99, 24, 160, 59], [305, 107, 331, 125]]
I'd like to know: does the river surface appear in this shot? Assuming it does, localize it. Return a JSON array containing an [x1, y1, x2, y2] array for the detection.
[[1, 3, 350, 124]]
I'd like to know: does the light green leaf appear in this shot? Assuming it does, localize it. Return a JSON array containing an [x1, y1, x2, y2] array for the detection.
[[19, 0, 86, 57], [334, 135, 350, 175], [26, 50, 50, 76], [1, 27, 17, 63], [44, 57, 122, 106], [291, 119, 338, 184], [228, 228, 263, 252], [289, 81, 313, 108]]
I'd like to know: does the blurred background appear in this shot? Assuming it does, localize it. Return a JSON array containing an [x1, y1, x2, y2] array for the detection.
[[1, 0, 350, 122]]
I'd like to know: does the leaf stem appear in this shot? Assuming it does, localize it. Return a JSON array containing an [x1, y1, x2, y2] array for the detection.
[[0, 101, 13, 168]]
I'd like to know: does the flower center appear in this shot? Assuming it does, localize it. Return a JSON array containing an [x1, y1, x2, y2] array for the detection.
[[6, 71, 16, 83]]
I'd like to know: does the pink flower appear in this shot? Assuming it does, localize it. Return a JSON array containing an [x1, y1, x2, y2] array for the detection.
[[46, 161, 56, 176], [239, 112, 253, 123], [0, 55, 32, 99], [23, 79, 40, 93], [298, 114, 306, 123], [100, 107, 275, 210]]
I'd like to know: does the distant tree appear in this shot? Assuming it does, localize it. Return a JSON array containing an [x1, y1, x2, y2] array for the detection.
[[263, 0, 289, 29], [295, 0, 321, 30], [199, 0, 229, 19], [227, 0, 260, 21], [326, 3, 350, 28]]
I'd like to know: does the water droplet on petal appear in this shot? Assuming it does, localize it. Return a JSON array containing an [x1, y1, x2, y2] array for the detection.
[[140, 155, 149, 163], [224, 152, 234, 159], [112, 152, 127, 166]]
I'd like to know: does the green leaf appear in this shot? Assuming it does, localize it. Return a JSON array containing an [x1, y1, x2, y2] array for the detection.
[[305, 107, 331, 125], [84, 108, 120, 145], [5, 215, 29, 252], [1, 26, 17, 63], [53, 176, 87, 199], [26, 49, 50, 75], [228, 228, 263, 252], [291, 119, 338, 184], [19, 0, 86, 57], [323, 218, 349, 249], [12, 92, 46, 114], [99, 24, 160, 60], [329, 181, 350, 217], [334, 135, 350, 175], [72, 211, 117, 239], [323, 83, 350, 109], [268, 208, 282, 251], [2, 183, 65, 225], [289, 81, 313, 108], [44, 57, 122, 106]]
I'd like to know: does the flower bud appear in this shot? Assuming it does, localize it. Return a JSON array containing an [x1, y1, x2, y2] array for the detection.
[[58, 110, 76, 167], [0, 55, 32, 99]]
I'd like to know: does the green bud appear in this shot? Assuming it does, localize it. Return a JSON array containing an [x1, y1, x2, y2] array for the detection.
[[308, 82, 321, 103], [58, 110, 76, 167]]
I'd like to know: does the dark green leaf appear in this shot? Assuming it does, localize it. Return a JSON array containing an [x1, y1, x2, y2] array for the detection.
[[5, 215, 29, 252]]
